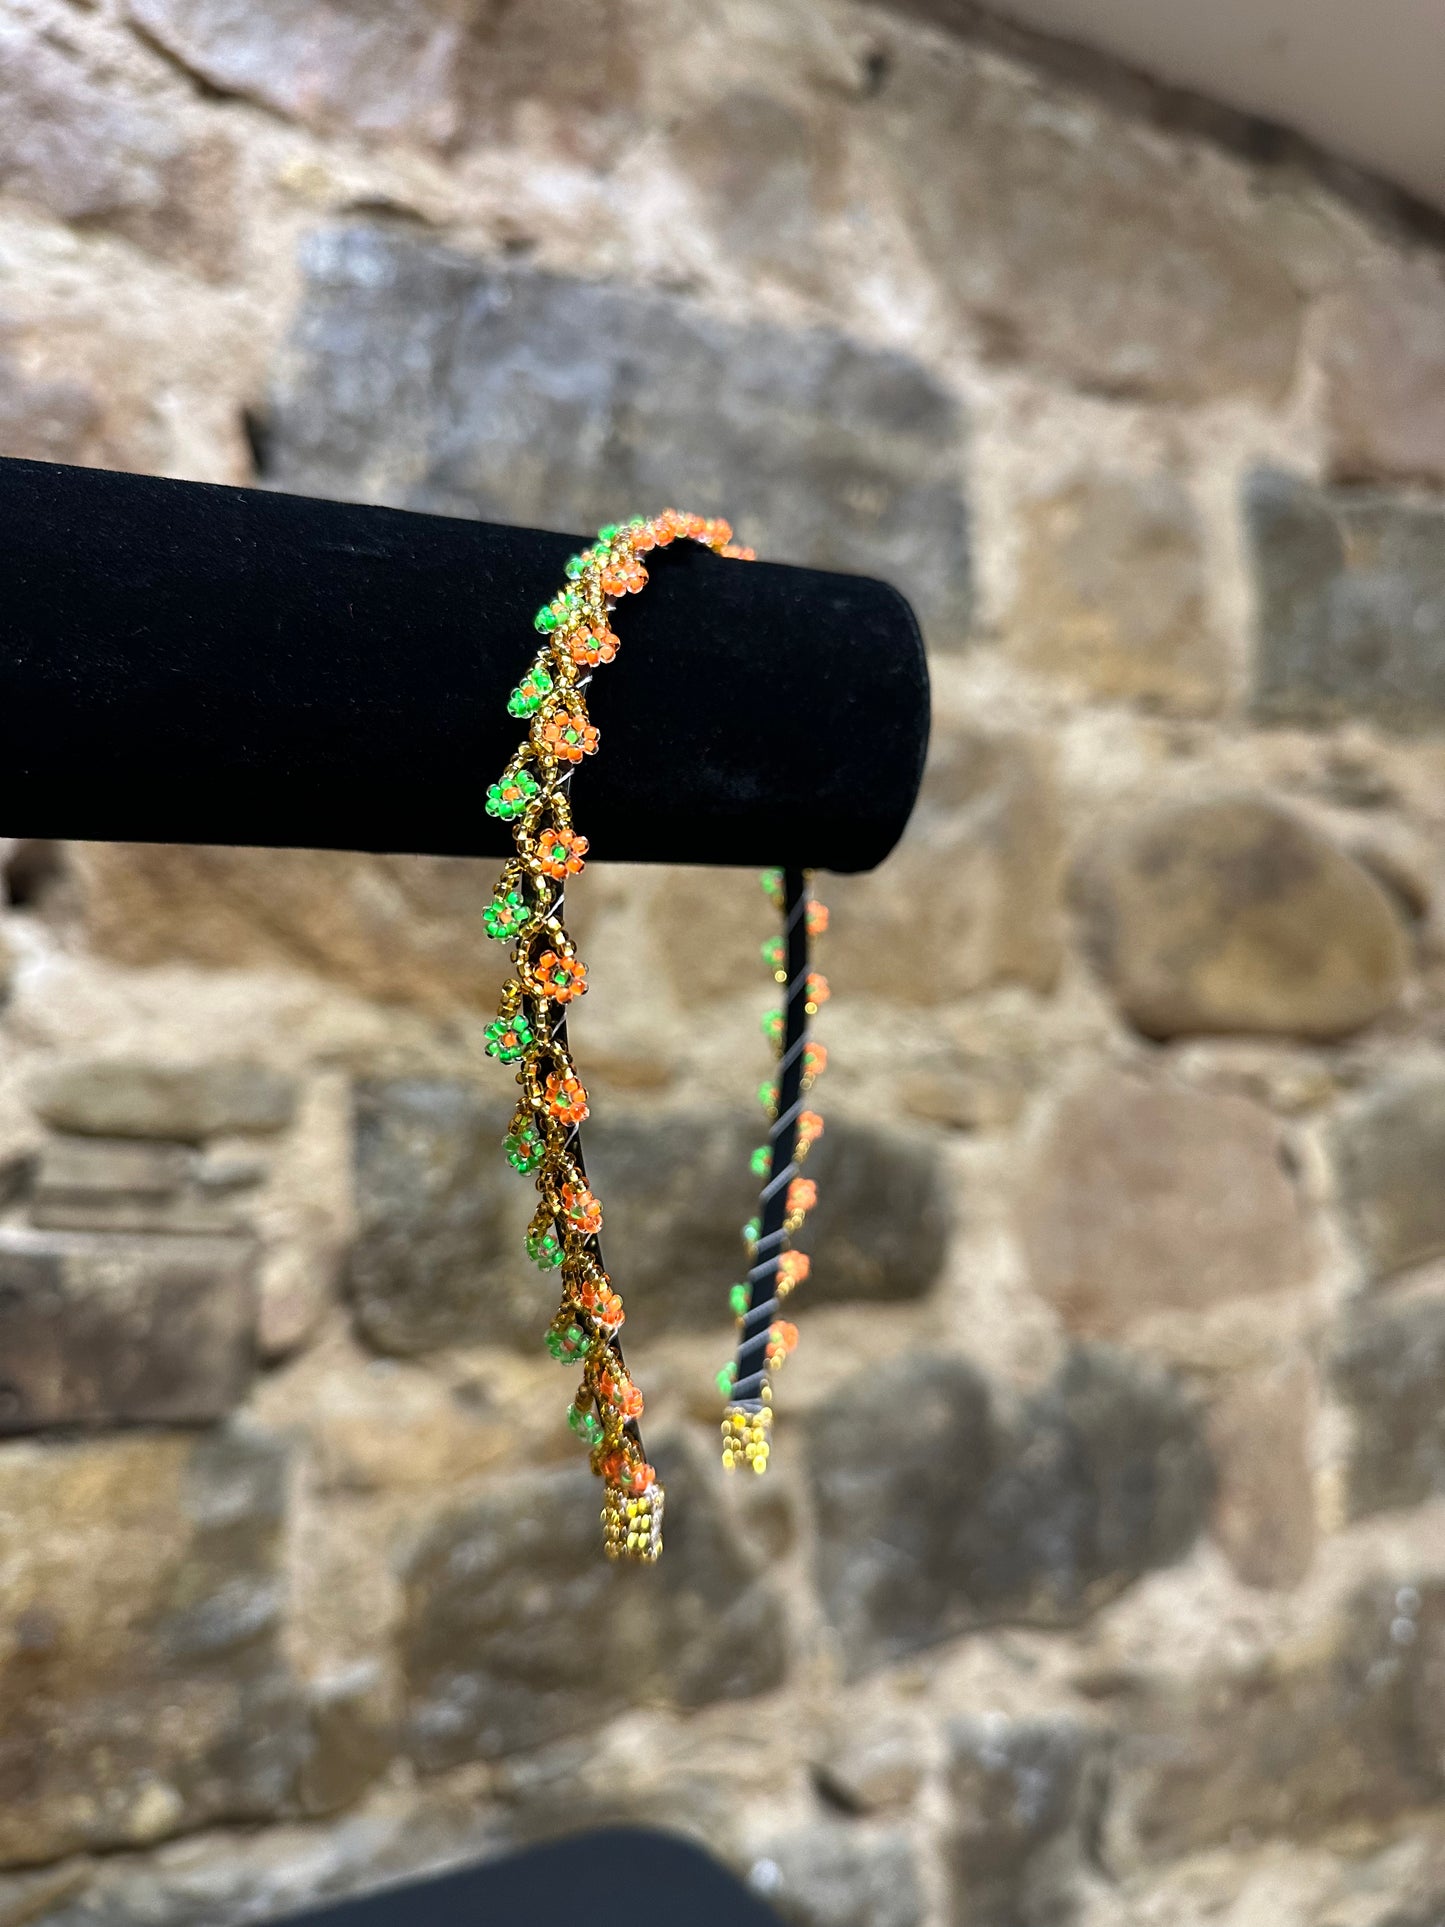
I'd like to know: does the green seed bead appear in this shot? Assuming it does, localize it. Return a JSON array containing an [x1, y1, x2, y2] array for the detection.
[[729, 1283, 749, 1317], [502, 1120, 544, 1174], [527, 1226, 563, 1270], [567, 1401, 603, 1444], [484, 1014, 533, 1063], [546, 1320, 586, 1363]]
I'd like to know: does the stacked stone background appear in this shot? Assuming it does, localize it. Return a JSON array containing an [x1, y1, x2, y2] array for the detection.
[[4, 0, 1445, 1920]]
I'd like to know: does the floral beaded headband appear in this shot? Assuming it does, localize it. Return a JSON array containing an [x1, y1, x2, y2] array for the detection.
[[483, 510, 828, 1563]]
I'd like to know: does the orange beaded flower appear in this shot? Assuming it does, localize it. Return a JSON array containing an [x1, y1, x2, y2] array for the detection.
[[560, 1180, 603, 1236], [599, 1365, 644, 1421], [797, 1110, 825, 1149], [578, 1272, 625, 1329], [540, 711, 600, 764], [545, 1070, 589, 1124], [536, 949, 588, 1003], [776, 1250, 811, 1292], [567, 622, 619, 668], [787, 1177, 817, 1217], [539, 827, 588, 879]]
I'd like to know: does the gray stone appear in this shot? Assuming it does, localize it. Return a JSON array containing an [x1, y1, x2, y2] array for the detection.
[[265, 226, 972, 641], [946, 1716, 1110, 1924], [1007, 471, 1223, 716], [1320, 253, 1445, 487], [1109, 1579, 1445, 1865], [1020, 1071, 1315, 1338], [0, 1227, 257, 1432], [1074, 796, 1409, 1041], [0, 25, 235, 277], [0, 1427, 309, 1865], [30, 1136, 252, 1236], [349, 1080, 950, 1353], [1331, 1295, 1445, 1520], [750, 1821, 924, 1927], [32, 1059, 297, 1143], [400, 1437, 787, 1768], [1248, 469, 1445, 732], [347, 1079, 536, 1355], [807, 1347, 1212, 1673], [881, 35, 1303, 403], [1334, 1071, 1445, 1281]]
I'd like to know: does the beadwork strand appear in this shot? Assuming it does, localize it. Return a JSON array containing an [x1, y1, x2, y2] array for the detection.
[[483, 510, 754, 1562], [719, 866, 828, 1472]]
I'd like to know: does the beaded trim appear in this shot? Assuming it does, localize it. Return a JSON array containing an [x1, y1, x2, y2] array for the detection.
[[484, 510, 754, 1563], [718, 867, 827, 1472]]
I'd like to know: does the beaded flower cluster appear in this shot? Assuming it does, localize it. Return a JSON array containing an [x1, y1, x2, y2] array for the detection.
[[717, 869, 828, 1473], [484, 509, 754, 1563]]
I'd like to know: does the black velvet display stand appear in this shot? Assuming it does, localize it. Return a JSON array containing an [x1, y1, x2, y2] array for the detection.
[[0, 458, 929, 871], [283, 1832, 782, 1927], [0, 457, 928, 1927]]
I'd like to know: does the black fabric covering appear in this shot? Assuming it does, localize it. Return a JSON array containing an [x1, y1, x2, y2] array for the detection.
[[276, 1830, 780, 1926], [0, 457, 929, 873]]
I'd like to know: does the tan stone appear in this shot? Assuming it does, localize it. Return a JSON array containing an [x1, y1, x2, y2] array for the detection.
[[1108, 1579, 1445, 1866], [68, 843, 505, 1011], [671, 89, 846, 296], [1020, 1070, 1315, 1337], [1074, 797, 1409, 1041], [882, 37, 1303, 403], [1321, 252, 1445, 487], [0, 25, 236, 278], [1008, 472, 1223, 716], [0, 353, 102, 468], [811, 727, 1063, 1005], [32, 1058, 296, 1141], [124, 0, 469, 144], [1207, 1356, 1318, 1589], [0, 1429, 306, 1865]]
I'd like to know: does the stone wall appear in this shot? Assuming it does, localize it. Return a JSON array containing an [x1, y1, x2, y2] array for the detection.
[[3, 1, 1445, 1922]]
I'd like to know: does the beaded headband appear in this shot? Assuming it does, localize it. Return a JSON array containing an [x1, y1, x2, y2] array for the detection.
[[483, 511, 828, 1563]]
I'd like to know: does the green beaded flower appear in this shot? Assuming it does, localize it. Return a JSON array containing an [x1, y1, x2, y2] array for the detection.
[[729, 1283, 749, 1317], [597, 522, 620, 544], [757, 1079, 778, 1113], [527, 1225, 563, 1269], [503, 1118, 544, 1174], [484, 886, 533, 943], [761, 1008, 784, 1047], [546, 1318, 587, 1363], [715, 1360, 737, 1397], [485, 769, 541, 822], [761, 935, 785, 971], [742, 1216, 761, 1247], [568, 1401, 603, 1446], [507, 664, 553, 719], [760, 867, 784, 907], [534, 602, 561, 634], [749, 1144, 772, 1179], [484, 1013, 534, 1063]]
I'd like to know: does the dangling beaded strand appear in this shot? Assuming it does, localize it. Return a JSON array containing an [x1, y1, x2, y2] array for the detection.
[[484, 510, 755, 1563]]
